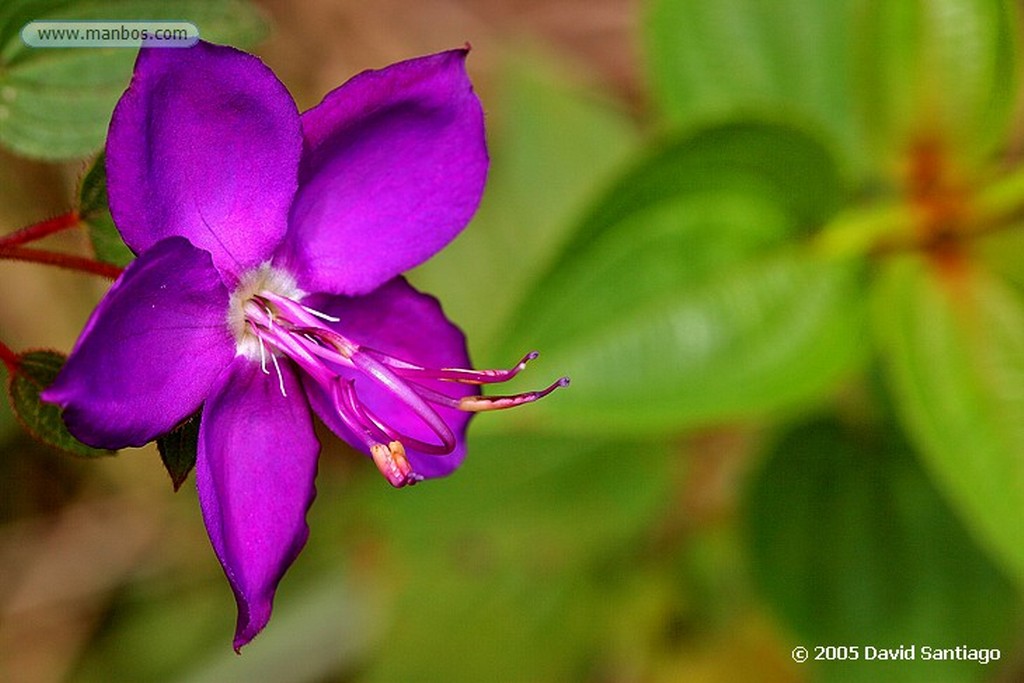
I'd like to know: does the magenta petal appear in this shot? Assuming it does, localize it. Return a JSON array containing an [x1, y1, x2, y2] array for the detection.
[[106, 41, 301, 277], [41, 237, 233, 448], [282, 49, 488, 296], [196, 357, 319, 651], [303, 278, 473, 478]]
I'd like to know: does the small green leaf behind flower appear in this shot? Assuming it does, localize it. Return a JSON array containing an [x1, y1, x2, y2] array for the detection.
[[7, 350, 113, 457], [79, 151, 134, 267], [156, 411, 200, 492]]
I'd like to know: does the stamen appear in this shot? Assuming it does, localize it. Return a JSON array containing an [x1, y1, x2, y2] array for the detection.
[[333, 381, 423, 486], [254, 326, 269, 375], [301, 303, 341, 323], [364, 349, 540, 385], [269, 349, 288, 398], [350, 350, 456, 453], [457, 376, 570, 412], [292, 325, 357, 359], [371, 441, 421, 488], [348, 389, 454, 455], [333, 380, 389, 448]]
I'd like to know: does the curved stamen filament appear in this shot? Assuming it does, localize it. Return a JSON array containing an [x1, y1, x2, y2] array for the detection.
[[333, 380, 420, 487], [252, 322, 270, 375], [409, 376, 570, 411], [364, 349, 540, 385], [458, 376, 570, 411], [301, 304, 340, 322], [269, 350, 287, 397], [349, 350, 456, 453], [331, 379, 387, 448], [349, 393, 454, 455]]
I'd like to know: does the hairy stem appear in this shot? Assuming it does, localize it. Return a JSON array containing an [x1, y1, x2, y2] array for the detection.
[[0, 246, 123, 280], [0, 211, 80, 249]]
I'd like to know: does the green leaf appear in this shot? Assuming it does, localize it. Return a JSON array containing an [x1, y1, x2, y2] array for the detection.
[[974, 221, 1024, 293], [78, 151, 134, 266], [0, 364, 17, 444], [854, 0, 1021, 168], [497, 121, 867, 435], [0, 0, 267, 160], [874, 256, 1024, 585], [645, 0, 867, 176], [744, 417, 1019, 683], [156, 410, 199, 491], [7, 350, 112, 457], [645, 0, 1022, 176], [353, 433, 674, 683], [409, 54, 636, 361]]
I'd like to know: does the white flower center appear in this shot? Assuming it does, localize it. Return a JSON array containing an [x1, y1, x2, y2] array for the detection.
[[227, 263, 305, 359]]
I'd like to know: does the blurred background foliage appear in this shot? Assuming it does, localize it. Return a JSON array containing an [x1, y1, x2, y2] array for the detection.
[[2, 0, 1024, 682]]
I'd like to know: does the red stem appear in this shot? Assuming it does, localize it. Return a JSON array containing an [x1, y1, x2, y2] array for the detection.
[[0, 246, 123, 280], [0, 338, 19, 374], [0, 211, 80, 249]]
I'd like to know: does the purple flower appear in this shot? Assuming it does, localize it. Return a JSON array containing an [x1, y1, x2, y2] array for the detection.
[[42, 41, 566, 650]]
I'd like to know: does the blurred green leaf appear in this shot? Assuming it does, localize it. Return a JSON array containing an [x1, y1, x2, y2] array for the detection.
[[409, 54, 636, 361], [7, 349, 112, 457], [71, 577, 228, 683], [498, 121, 868, 435], [974, 221, 1024, 293], [180, 577, 379, 683], [0, 0, 267, 160], [78, 151, 134, 266], [646, 0, 1022, 178], [156, 410, 199, 492], [744, 416, 1019, 683], [854, 0, 1021, 168], [71, 521, 377, 683], [352, 433, 675, 683], [874, 256, 1024, 585], [645, 0, 867, 176]]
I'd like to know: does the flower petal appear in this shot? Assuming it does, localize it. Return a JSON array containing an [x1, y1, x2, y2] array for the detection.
[[303, 278, 473, 478], [42, 237, 234, 448], [282, 49, 488, 296], [106, 41, 301, 278], [196, 357, 319, 651]]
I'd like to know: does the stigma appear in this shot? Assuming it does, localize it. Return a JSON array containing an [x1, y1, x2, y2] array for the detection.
[[228, 265, 569, 487]]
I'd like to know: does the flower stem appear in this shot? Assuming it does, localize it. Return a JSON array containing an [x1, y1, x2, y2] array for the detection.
[[815, 163, 1024, 261], [0, 211, 80, 249], [0, 246, 123, 280], [0, 338, 19, 374], [813, 203, 915, 260]]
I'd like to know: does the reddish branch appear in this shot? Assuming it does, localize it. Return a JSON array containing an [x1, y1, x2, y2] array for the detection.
[[0, 339, 18, 374], [0, 246, 123, 280], [0, 211, 80, 249]]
